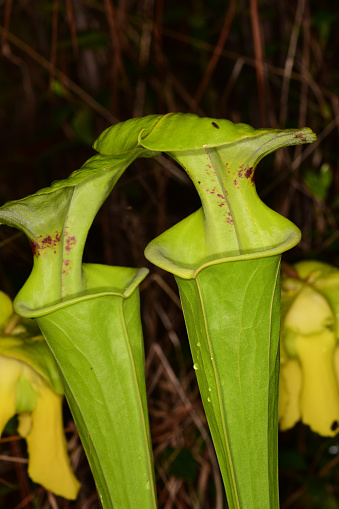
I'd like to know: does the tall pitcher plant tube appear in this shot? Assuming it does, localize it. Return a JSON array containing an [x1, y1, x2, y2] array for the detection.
[[142, 117, 315, 508], [0, 151, 158, 508], [91, 114, 316, 508]]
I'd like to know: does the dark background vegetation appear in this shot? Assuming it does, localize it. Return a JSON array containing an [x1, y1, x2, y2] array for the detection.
[[1, 0, 339, 507]]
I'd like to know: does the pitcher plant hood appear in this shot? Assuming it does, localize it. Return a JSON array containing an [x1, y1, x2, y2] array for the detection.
[[126, 114, 317, 508]]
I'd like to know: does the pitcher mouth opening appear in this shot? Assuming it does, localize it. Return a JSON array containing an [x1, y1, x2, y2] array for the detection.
[[145, 228, 301, 280], [13, 265, 149, 319]]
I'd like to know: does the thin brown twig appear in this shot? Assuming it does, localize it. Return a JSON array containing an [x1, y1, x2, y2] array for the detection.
[[154, 0, 164, 78], [149, 343, 224, 509], [191, 0, 237, 109], [10, 439, 32, 509], [49, 0, 59, 88], [0, 25, 198, 196], [104, 0, 124, 75], [262, 111, 339, 197], [196, 458, 210, 508], [318, 452, 339, 478], [295, 62, 328, 116], [0, 25, 118, 124], [159, 25, 302, 81], [279, 0, 306, 127], [84, 0, 314, 93], [86, 0, 311, 93], [0, 476, 17, 488], [187, 483, 201, 509], [280, 1, 309, 218], [290, 113, 339, 170], [298, 0, 310, 130], [47, 491, 60, 509], [150, 273, 181, 308], [0, 232, 23, 249], [281, 486, 306, 509], [133, 0, 154, 117], [220, 58, 244, 116], [104, 0, 129, 111], [1, 0, 13, 52], [152, 67, 206, 115], [13, 492, 36, 509], [250, 0, 266, 125], [0, 454, 28, 463], [65, 0, 79, 57]]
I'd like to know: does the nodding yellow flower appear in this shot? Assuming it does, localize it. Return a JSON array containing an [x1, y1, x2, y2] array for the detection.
[[0, 291, 80, 499], [279, 261, 339, 437]]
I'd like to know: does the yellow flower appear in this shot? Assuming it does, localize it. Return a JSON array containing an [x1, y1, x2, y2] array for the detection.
[[0, 291, 80, 499], [279, 261, 339, 436]]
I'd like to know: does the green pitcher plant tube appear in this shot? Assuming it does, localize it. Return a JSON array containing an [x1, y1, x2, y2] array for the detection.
[[111, 114, 315, 508], [0, 113, 316, 509], [93, 113, 316, 508], [0, 150, 157, 508]]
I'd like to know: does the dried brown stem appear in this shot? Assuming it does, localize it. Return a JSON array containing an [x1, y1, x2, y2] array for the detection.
[[191, 0, 236, 109], [250, 0, 266, 125]]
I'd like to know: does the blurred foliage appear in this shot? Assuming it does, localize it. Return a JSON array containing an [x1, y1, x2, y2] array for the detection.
[[304, 163, 332, 201], [1, 0, 339, 507]]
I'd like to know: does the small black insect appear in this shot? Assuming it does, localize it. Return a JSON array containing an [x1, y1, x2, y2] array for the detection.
[[331, 420, 338, 431], [212, 122, 220, 129]]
